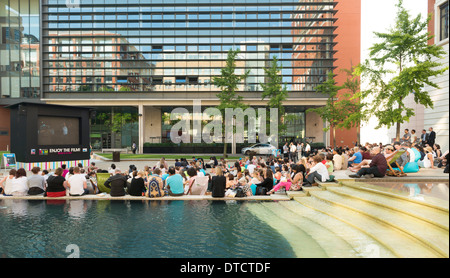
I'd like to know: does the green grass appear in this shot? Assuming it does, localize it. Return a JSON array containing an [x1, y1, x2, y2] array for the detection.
[[96, 153, 243, 160]]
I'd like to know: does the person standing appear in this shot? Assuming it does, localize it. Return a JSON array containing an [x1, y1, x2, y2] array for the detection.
[[304, 142, 311, 157], [283, 142, 289, 160], [297, 142, 303, 161], [428, 127, 436, 148], [420, 129, 429, 147], [290, 142, 297, 163], [132, 141, 137, 154], [411, 129, 418, 145]]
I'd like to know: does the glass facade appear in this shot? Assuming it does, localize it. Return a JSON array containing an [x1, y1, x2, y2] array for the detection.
[[0, 0, 40, 99], [90, 106, 138, 149], [161, 105, 306, 143], [41, 0, 336, 95]]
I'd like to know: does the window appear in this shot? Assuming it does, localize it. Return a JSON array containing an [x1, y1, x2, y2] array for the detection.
[[440, 1, 449, 41]]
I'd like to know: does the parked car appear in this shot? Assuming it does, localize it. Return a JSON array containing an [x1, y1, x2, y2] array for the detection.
[[241, 144, 277, 155]]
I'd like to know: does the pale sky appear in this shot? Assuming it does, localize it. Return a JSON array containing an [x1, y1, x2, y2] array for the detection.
[[361, 0, 428, 60], [359, 0, 428, 145]]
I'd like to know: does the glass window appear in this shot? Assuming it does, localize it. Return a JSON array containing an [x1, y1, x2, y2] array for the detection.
[[440, 2, 449, 41]]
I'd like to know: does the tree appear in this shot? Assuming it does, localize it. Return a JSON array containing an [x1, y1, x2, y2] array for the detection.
[[307, 71, 363, 148], [260, 56, 288, 140], [356, 0, 448, 140], [212, 49, 250, 156]]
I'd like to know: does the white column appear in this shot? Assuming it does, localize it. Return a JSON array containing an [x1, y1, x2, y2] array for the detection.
[[138, 104, 144, 154]]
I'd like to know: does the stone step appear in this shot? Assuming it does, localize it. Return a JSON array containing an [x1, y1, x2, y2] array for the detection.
[[246, 202, 328, 258], [308, 190, 449, 258], [263, 201, 397, 258], [294, 196, 444, 258], [327, 186, 449, 231], [259, 202, 360, 258]]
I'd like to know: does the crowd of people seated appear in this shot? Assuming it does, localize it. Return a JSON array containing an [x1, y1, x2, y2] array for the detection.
[[1, 137, 448, 198]]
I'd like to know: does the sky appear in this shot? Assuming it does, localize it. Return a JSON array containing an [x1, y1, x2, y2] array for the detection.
[[359, 0, 428, 145]]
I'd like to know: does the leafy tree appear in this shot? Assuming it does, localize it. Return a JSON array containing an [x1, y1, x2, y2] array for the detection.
[[212, 49, 250, 156], [356, 0, 448, 140], [307, 71, 363, 148], [260, 56, 289, 140]]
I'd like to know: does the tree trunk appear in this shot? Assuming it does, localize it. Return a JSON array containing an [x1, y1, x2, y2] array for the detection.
[[332, 126, 336, 148], [223, 142, 228, 158], [396, 101, 402, 141]]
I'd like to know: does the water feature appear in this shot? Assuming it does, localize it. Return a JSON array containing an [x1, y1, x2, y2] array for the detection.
[[0, 199, 298, 258]]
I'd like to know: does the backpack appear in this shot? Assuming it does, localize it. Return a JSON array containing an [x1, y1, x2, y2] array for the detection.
[[234, 186, 246, 198], [147, 176, 164, 198]]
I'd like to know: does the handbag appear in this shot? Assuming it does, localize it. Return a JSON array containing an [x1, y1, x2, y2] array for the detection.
[[289, 183, 302, 191], [255, 186, 267, 195]]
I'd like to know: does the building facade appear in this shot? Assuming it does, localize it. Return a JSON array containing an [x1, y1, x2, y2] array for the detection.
[[1, 0, 361, 153], [391, 0, 448, 152]]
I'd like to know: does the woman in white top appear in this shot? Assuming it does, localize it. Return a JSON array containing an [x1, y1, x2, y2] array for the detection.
[[419, 146, 435, 169], [332, 148, 343, 170], [10, 168, 29, 196], [0, 169, 17, 195], [304, 155, 329, 186]]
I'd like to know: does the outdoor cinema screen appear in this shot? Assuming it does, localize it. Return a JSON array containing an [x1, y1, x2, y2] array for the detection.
[[38, 116, 80, 146]]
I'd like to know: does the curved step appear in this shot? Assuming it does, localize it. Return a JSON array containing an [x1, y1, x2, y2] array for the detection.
[[276, 201, 397, 258], [294, 196, 444, 258], [327, 186, 449, 231], [309, 190, 449, 258], [342, 181, 449, 212], [246, 202, 328, 258], [259, 202, 360, 258]]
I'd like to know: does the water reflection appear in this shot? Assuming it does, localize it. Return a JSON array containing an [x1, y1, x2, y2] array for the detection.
[[369, 182, 449, 201], [0, 199, 296, 258]]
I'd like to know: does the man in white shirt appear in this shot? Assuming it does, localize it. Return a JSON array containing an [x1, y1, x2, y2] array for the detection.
[[67, 167, 89, 196], [247, 163, 257, 174], [283, 143, 289, 159], [303, 155, 329, 186], [304, 143, 311, 157], [290, 143, 297, 163]]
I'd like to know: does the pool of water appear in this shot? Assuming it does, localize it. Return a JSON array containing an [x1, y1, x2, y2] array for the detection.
[[0, 199, 297, 258]]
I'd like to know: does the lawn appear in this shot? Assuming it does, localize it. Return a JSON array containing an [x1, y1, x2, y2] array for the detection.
[[96, 153, 243, 160]]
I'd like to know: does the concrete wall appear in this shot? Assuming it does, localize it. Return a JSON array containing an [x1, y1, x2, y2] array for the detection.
[[306, 111, 325, 145], [332, 0, 361, 147], [424, 42, 449, 152], [143, 106, 162, 144]]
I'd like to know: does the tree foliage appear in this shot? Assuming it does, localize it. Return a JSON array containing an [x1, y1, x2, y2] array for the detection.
[[307, 70, 363, 148], [212, 49, 250, 156], [356, 0, 448, 140], [260, 56, 289, 136]]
